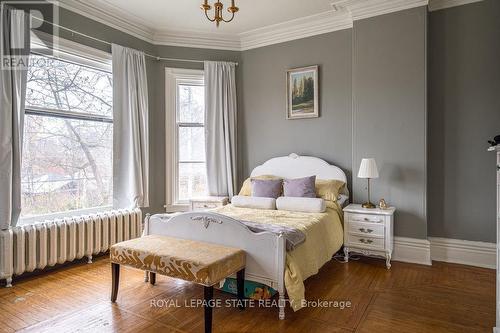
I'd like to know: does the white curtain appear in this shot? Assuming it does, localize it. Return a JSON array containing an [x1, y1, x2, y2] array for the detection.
[[0, 9, 30, 230], [204, 61, 238, 197], [111, 44, 149, 209]]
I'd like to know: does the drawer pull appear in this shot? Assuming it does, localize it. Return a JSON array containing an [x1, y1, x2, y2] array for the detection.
[[359, 238, 373, 244], [352, 218, 383, 223], [358, 228, 374, 233]]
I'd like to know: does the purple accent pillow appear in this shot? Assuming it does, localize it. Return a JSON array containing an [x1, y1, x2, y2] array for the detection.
[[251, 178, 282, 198], [283, 176, 317, 198]]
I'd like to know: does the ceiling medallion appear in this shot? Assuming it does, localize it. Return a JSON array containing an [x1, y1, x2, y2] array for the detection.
[[200, 0, 239, 27]]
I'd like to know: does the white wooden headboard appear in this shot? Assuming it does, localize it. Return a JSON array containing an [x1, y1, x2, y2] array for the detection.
[[250, 153, 349, 196]]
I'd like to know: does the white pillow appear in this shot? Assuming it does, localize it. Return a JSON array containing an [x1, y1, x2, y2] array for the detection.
[[231, 195, 276, 210], [276, 197, 326, 213]]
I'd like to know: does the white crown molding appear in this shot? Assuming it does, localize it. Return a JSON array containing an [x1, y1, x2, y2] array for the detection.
[[54, 0, 481, 51], [239, 10, 352, 51], [153, 29, 241, 51], [428, 0, 484, 11], [55, 0, 154, 43], [331, 0, 428, 21], [393, 236, 432, 266], [429, 237, 496, 269]]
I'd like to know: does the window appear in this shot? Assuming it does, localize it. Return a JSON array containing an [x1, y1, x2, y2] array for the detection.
[[21, 46, 113, 218], [166, 69, 207, 209]]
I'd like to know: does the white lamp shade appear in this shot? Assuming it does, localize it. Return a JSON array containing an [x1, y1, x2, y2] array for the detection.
[[357, 158, 379, 179]]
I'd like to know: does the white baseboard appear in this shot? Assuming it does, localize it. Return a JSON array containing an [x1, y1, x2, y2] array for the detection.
[[393, 237, 432, 266], [391, 236, 496, 269], [429, 237, 496, 269]]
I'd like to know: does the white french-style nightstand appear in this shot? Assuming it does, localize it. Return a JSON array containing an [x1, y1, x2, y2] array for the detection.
[[189, 196, 229, 212], [343, 203, 396, 269]]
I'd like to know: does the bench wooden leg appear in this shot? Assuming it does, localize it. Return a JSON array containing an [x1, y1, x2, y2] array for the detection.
[[149, 272, 156, 285], [204, 286, 213, 333], [236, 268, 245, 310], [111, 263, 120, 302]]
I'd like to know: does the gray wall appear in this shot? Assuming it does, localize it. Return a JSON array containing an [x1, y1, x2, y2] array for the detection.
[[44, 7, 241, 215], [352, 7, 428, 239], [39, 3, 500, 242], [239, 30, 353, 188], [239, 8, 428, 239], [428, 0, 500, 242], [146, 47, 241, 214]]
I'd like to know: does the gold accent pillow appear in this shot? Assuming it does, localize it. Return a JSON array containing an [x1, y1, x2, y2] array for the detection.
[[315, 179, 346, 204], [238, 175, 282, 196]]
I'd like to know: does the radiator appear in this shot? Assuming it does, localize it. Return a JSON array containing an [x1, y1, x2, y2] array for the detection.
[[0, 208, 142, 287]]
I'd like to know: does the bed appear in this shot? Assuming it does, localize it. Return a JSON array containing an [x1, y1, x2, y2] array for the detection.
[[145, 153, 348, 319]]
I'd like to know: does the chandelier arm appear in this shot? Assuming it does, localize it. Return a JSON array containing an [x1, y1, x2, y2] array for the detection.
[[221, 12, 235, 23], [204, 10, 216, 22]]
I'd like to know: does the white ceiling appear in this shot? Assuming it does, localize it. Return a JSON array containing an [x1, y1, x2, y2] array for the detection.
[[58, 0, 476, 50], [91, 0, 336, 34]]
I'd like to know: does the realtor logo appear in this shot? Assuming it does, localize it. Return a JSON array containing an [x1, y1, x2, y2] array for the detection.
[[1, 0, 59, 69]]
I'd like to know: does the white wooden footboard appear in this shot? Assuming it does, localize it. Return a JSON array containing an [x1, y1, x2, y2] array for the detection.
[[144, 212, 287, 320]]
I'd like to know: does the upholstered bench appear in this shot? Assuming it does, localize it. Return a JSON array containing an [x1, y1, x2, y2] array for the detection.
[[110, 235, 246, 333]]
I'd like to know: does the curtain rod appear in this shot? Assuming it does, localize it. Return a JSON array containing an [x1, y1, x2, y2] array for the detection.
[[32, 16, 238, 65]]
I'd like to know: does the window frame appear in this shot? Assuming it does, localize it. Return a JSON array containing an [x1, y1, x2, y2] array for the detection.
[[19, 34, 113, 224], [165, 67, 206, 212]]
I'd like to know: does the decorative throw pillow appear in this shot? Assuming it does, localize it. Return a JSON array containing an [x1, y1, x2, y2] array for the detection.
[[315, 179, 346, 209], [251, 178, 282, 198], [276, 197, 326, 213], [231, 196, 276, 210], [283, 176, 316, 198], [315, 179, 345, 202], [239, 175, 281, 196]]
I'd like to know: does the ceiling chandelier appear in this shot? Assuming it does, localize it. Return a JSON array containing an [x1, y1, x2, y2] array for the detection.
[[200, 0, 239, 27]]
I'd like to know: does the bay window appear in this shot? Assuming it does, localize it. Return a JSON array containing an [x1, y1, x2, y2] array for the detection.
[[21, 42, 113, 220], [165, 68, 208, 210]]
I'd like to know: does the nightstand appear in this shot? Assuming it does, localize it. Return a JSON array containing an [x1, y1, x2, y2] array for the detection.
[[343, 203, 396, 269], [189, 196, 229, 212]]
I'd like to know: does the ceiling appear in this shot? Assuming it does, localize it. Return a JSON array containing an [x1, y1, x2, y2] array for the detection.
[[57, 0, 473, 50], [94, 0, 336, 35]]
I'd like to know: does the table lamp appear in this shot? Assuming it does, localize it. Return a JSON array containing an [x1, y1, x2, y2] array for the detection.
[[358, 158, 379, 208]]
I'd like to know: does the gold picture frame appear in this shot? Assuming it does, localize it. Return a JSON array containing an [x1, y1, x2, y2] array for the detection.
[[286, 65, 319, 119]]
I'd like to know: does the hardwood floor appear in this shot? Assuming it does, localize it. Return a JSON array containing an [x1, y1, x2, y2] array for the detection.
[[0, 255, 495, 333]]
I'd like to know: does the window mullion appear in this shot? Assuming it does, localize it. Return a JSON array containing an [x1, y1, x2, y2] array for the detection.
[[177, 122, 204, 127], [25, 107, 113, 123]]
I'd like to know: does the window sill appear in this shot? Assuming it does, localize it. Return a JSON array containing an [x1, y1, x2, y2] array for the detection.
[[18, 206, 113, 226], [164, 204, 189, 213]]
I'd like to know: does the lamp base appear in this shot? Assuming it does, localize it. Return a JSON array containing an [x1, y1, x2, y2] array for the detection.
[[362, 202, 376, 209]]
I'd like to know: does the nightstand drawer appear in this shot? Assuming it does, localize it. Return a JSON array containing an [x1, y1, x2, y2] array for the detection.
[[346, 234, 384, 250], [191, 202, 220, 211], [347, 213, 385, 224], [347, 221, 384, 237]]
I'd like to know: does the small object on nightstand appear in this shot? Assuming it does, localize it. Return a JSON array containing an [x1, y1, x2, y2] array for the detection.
[[357, 158, 379, 208], [343, 203, 395, 269], [378, 198, 388, 210], [487, 134, 500, 147], [189, 196, 229, 212]]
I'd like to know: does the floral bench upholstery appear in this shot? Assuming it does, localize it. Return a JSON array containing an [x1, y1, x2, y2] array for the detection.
[[109, 234, 246, 333]]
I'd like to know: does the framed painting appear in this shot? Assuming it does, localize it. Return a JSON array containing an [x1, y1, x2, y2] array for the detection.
[[286, 65, 319, 119]]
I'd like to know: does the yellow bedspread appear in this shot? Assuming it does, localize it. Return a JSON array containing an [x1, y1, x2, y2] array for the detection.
[[212, 203, 344, 311]]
